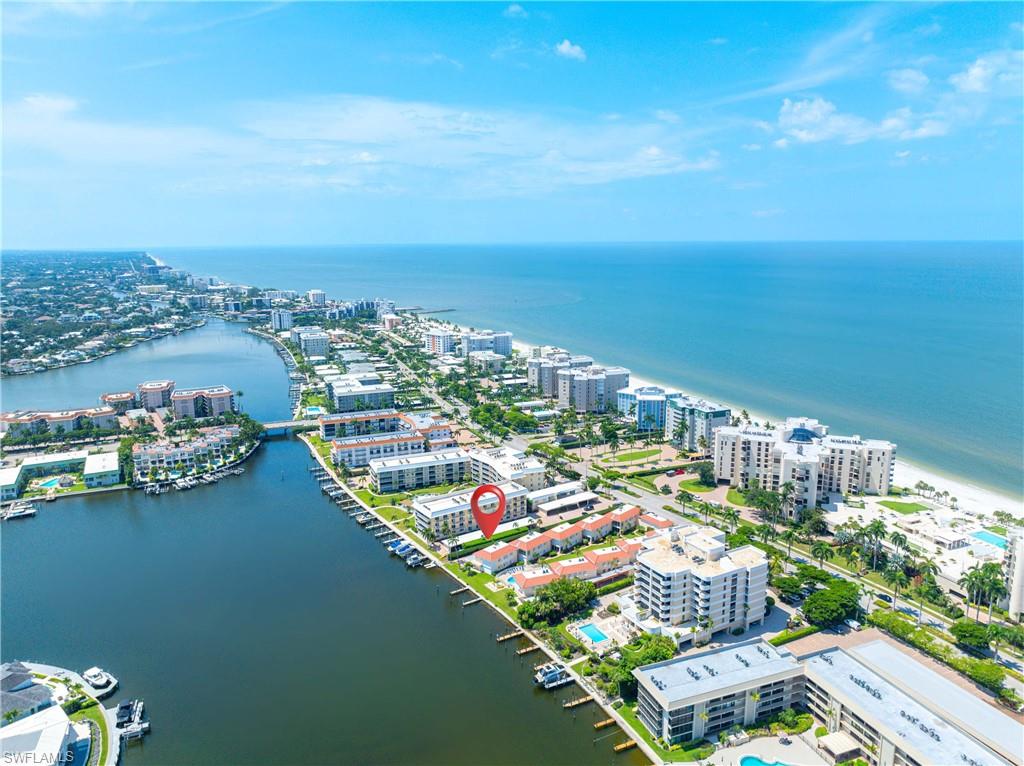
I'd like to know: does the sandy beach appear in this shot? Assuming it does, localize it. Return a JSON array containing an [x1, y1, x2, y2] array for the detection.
[[492, 333, 1022, 519]]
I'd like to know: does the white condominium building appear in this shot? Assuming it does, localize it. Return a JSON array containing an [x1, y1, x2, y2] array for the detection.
[[329, 380, 396, 414], [270, 309, 293, 331], [467, 446, 546, 491], [633, 641, 805, 746], [289, 326, 322, 344], [170, 385, 235, 419], [526, 353, 594, 397], [412, 480, 529, 538], [422, 329, 457, 355], [625, 526, 768, 647], [330, 431, 425, 468], [307, 289, 326, 306], [318, 409, 454, 449], [459, 329, 513, 357], [99, 391, 138, 414], [298, 331, 330, 358], [557, 365, 630, 413], [617, 385, 682, 432], [0, 406, 118, 436], [714, 417, 896, 514], [664, 395, 732, 452], [137, 379, 175, 410], [1001, 530, 1024, 622], [132, 425, 240, 476], [369, 449, 470, 493]]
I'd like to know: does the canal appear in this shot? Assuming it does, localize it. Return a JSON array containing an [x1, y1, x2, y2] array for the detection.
[[1, 320, 647, 765]]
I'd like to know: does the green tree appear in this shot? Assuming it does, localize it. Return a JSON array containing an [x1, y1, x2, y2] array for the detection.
[[811, 541, 834, 569], [950, 619, 991, 652]]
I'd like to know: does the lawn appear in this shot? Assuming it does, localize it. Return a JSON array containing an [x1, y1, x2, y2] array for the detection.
[[626, 475, 659, 493], [726, 487, 750, 506], [987, 525, 1008, 535], [617, 703, 714, 762], [443, 563, 516, 618], [305, 433, 333, 461], [70, 703, 109, 766], [609, 448, 661, 463], [375, 505, 411, 523], [878, 500, 928, 514], [409, 481, 471, 496], [679, 478, 714, 494], [354, 488, 411, 507]]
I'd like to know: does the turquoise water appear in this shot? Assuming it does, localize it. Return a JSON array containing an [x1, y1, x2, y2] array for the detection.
[[740, 757, 791, 766], [972, 530, 1008, 549], [579, 622, 610, 643], [156, 243, 1023, 499], [38, 478, 61, 488]]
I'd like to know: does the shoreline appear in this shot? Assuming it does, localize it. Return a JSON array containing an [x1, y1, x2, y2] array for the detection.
[[454, 324, 1021, 518]]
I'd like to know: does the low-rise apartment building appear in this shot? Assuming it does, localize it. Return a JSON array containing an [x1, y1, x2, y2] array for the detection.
[[99, 391, 138, 414], [329, 380, 396, 413], [467, 447, 546, 492], [546, 521, 585, 552], [0, 406, 118, 436], [412, 481, 529, 538], [368, 449, 470, 493], [298, 331, 330, 358], [664, 395, 732, 452], [511, 531, 553, 562], [472, 542, 519, 575], [131, 425, 240, 477], [714, 417, 896, 514], [319, 409, 455, 448], [331, 431, 425, 468], [170, 385, 235, 419]]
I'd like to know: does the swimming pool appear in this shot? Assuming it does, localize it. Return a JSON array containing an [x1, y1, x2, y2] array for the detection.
[[579, 622, 609, 643], [972, 530, 1008, 549], [38, 477, 61, 488], [740, 757, 792, 766]]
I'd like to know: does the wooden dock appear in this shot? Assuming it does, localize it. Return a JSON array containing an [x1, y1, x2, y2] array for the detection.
[[515, 645, 540, 656], [462, 597, 483, 607], [594, 718, 615, 730], [496, 630, 523, 643], [563, 695, 593, 709], [613, 740, 637, 753], [449, 586, 469, 596]]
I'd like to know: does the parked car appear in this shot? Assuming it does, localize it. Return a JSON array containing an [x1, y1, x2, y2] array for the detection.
[[877, 594, 894, 604], [844, 618, 862, 631]]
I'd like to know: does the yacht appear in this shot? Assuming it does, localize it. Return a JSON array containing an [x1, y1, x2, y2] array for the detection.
[[533, 662, 573, 690], [82, 667, 118, 696], [2, 503, 37, 520]]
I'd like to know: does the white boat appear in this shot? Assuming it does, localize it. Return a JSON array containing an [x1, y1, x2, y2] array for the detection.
[[2, 503, 37, 520], [533, 662, 573, 690], [82, 667, 118, 697]]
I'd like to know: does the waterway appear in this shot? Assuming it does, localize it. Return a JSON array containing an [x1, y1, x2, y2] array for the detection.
[[1, 319, 647, 766]]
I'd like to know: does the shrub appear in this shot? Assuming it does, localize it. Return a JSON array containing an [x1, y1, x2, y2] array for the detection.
[[769, 625, 822, 645], [596, 576, 634, 596], [950, 619, 990, 651], [731, 627, 745, 636], [815, 726, 828, 738]]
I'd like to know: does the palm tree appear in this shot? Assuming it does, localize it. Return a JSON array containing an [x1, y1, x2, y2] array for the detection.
[[860, 584, 876, 616], [697, 435, 708, 457], [780, 529, 799, 559], [988, 623, 1008, 662], [811, 541, 834, 569], [722, 508, 739, 533], [755, 524, 776, 545], [884, 568, 910, 612], [914, 558, 940, 624], [672, 416, 689, 448], [676, 489, 694, 511], [702, 502, 713, 526], [981, 563, 1008, 622], [889, 531, 908, 554], [959, 567, 985, 621], [865, 519, 887, 570], [778, 481, 795, 523]]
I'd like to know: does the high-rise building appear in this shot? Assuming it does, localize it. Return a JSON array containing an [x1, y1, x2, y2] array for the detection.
[[307, 289, 327, 306], [623, 526, 768, 647], [556, 365, 630, 413], [714, 417, 896, 513], [270, 309, 293, 331], [1001, 530, 1024, 621], [467, 446, 546, 491], [526, 353, 594, 397], [459, 329, 513, 357], [137, 380, 175, 411], [617, 385, 682, 431], [664, 395, 732, 452], [422, 329, 457, 355], [170, 385, 236, 419]]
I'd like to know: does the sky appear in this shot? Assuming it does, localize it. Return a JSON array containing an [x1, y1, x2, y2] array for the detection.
[[2, 1, 1023, 248]]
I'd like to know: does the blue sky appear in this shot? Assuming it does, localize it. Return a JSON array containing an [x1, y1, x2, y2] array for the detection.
[[2, 2, 1022, 247]]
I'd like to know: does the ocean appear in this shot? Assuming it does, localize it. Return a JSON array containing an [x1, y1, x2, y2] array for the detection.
[[155, 242, 1019, 500]]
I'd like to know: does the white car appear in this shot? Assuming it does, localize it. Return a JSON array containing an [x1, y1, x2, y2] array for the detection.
[[844, 618, 862, 631]]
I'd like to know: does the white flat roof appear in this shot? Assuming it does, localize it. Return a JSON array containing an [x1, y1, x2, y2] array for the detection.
[[538, 491, 598, 513], [369, 449, 469, 471], [84, 452, 120, 474], [635, 641, 800, 708], [848, 640, 1022, 764], [806, 646, 1013, 766], [21, 450, 89, 468]]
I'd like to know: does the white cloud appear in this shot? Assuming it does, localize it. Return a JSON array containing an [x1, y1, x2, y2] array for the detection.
[[949, 50, 1024, 94], [4, 92, 720, 196], [554, 39, 586, 62], [741, 143, 762, 151], [654, 109, 680, 123], [773, 138, 789, 149], [503, 3, 527, 19], [887, 68, 929, 94], [752, 208, 784, 218], [895, 150, 911, 158], [777, 97, 948, 144], [707, 37, 728, 45]]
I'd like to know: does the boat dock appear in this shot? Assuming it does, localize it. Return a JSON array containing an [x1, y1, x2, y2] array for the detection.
[[563, 695, 593, 709], [496, 630, 523, 642], [449, 586, 469, 596], [515, 644, 540, 656], [594, 718, 615, 730], [613, 740, 637, 752], [462, 597, 483, 607]]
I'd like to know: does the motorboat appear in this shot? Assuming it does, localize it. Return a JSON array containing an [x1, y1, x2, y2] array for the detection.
[[533, 662, 573, 690], [82, 667, 118, 696]]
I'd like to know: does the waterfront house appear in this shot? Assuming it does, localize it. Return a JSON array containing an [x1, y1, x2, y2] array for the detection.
[[510, 569, 559, 598], [549, 557, 598, 581], [511, 531, 553, 563]]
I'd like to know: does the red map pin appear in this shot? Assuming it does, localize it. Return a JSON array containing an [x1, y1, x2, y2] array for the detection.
[[470, 484, 506, 539]]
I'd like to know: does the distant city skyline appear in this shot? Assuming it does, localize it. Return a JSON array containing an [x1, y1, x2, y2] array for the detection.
[[2, 2, 1022, 248]]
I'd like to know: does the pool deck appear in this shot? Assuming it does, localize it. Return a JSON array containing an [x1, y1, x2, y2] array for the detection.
[[709, 732, 826, 766]]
